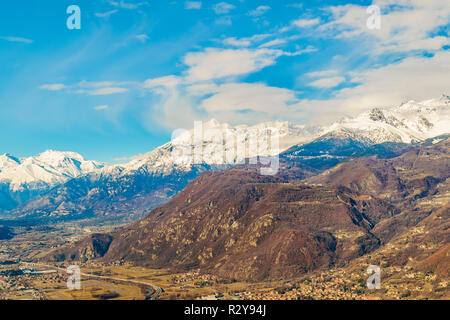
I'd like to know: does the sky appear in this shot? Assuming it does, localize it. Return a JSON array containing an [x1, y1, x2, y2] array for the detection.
[[0, 0, 449, 162]]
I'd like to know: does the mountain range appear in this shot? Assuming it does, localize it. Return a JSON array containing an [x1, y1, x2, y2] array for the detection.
[[46, 135, 449, 282], [1, 95, 449, 222]]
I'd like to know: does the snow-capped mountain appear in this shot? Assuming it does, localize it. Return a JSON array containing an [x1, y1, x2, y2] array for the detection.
[[321, 94, 450, 145], [99, 94, 449, 177], [6, 120, 320, 219], [0, 151, 106, 212], [284, 95, 450, 163], [1, 95, 449, 220], [0, 150, 105, 191], [113, 119, 320, 176]]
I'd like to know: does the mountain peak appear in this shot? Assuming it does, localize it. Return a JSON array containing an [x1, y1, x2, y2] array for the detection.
[[0, 149, 105, 192], [0, 153, 21, 169], [35, 150, 85, 163], [368, 108, 387, 122]]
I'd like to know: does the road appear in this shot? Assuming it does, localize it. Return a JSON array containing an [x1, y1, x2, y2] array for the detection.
[[21, 262, 163, 300]]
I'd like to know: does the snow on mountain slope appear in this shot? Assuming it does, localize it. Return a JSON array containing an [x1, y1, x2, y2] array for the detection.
[[0, 154, 21, 171], [0, 150, 106, 192], [119, 95, 449, 175], [111, 119, 321, 176], [321, 94, 450, 144]]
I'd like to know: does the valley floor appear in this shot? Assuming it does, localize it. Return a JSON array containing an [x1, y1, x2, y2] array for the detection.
[[0, 222, 448, 300]]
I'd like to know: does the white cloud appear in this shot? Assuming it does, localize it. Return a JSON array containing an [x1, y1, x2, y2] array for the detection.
[[308, 76, 346, 88], [337, 51, 450, 107], [279, 17, 321, 33], [77, 81, 129, 88], [248, 5, 271, 17], [200, 82, 297, 114], [40, 81, 132, 95], [143, 75, 181, 90], [286, 3, 303, 9], [145, 85, 203, 130], [292, 18, 321, 28], [305, 69, 339, 78], [284, 45, 318, 56], [108, 0, 148, 9], [184, 48, 283, 82], [259, 39, 286, 48], [223, 37, 252, 47], [213, 2, 235, 14], [94, 105, 109, 110], [223, 34, 271, 47], [215, 16, 233, 25], [322, 0, 450, 54], [39, 84, 66, 91], [185, 1, 202, 9], [0, 36, 33, 44], [186, 83, 219, 96], [179, 52, 450, 125], [95, 10, 118, 18], [135, 34, 149, 42], [88, 87, 129, 95], [293, 51, 450, 123]]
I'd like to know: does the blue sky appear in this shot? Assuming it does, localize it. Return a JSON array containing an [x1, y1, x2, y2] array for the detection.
[[0, 0, 449, 162]]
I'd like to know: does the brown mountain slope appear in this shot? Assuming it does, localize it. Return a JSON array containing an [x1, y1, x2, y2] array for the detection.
[[333, 200, 449, 299], [45, 139, 449, 282], [307, 139, 449, 243], [307, 138, 449, 200], [49, 234, 113, 262], [47, 170, 390, 281]]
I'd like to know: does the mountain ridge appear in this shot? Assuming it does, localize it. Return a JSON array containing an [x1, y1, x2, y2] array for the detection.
[[44, 138, 449, 282], [1, 95, 449, 219]]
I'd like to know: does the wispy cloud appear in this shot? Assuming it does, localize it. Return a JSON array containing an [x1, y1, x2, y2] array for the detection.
[[94, 105, 109, 110], [87, 87, 129, 95], [285, 45, 318, 56], [321, 1, 450, 54], [259, 39, 286, 48], [95, 10, 119, 18], [200, 82, 297, 114], [279, 17, 321, 33], [183, 48, 283, 82], [38, 81, 133, 96], [0, 36, 33, 44], [308, 76, 346, 88], [215, 16, 233, 26], [77, 81, 130, 88], [286, 3, 303, 9], [293, 51, 450, 123], [305, 69, 339, 78], [39, 84, 66, 91], [292, 18, 321, 28], [143, 75, 181, 90], [213, 2, 235, 15], [223, 34, 271, 47], [135, 34, 149, 42], [108, 0, 148, 9], [248, 5, 271, 17], [185, 1, 202, 10]]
